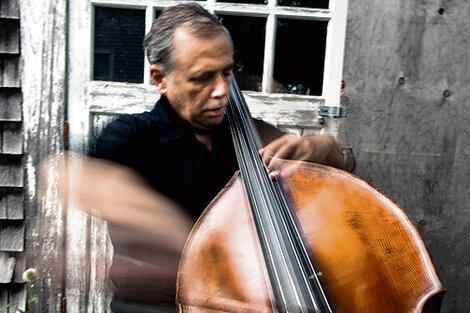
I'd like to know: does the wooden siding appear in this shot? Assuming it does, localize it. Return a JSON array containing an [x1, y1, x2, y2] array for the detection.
[[0, 0, 20, 19], [0, 19, 20, 54], [0, 89, 22, 122], [18, 0, 68, 311], [0, 284, 26, 312], [0, 193, 24, 220], [18, 0, 114, 310], [0, 222, 24, 252], [0, 253, 16, 283], [341, 1, 470, 312], [0, 0, 26, 309], [1, 123, 23, 155], [0, 156, 23, 187], [0, 55, 20, 88]]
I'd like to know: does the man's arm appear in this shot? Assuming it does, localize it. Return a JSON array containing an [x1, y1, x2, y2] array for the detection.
[[254, 119, 355, 172], [42, 154, 193, 248], [260, 134, 355, 172], [40, 154, 193, 305]]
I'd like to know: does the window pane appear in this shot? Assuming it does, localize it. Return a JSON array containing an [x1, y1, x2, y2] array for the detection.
[[94, 7, 145, 83], [278, 0, 329, 9], [274, 19, 327, 95], [218, 0, 267, 4], [219, 15, 266, 91]]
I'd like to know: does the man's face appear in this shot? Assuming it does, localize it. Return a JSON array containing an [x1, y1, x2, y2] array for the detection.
[[153, 28, 234, 130]]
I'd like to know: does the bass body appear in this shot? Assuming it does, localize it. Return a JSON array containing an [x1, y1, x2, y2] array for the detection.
[[177, 160, 444, 313]]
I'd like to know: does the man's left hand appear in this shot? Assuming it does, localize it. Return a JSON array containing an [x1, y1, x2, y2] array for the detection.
[[259, 134, 346, 170]]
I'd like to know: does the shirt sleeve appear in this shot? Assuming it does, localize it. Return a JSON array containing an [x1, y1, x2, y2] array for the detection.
[[89, 116, 141, 168]]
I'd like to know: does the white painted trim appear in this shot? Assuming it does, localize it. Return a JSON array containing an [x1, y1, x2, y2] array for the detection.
[[322, 0, 349, 108], [90, 0, 332, 19], [206, 0, 216, 12], [144, 6, 155, 85], [84, 81, 325, 129], [213, 6, 331, 20], [262, 14, 276, 94], [68, 0, 94, 152]]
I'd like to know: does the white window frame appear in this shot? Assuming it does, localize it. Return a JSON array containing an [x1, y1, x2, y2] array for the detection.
[[67, 0, 349, 152]]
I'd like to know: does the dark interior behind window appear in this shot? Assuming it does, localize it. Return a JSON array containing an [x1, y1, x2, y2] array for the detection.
[[278, 0, 329, 9], [218, 0, 267, 4], [94, 7, 145, 83], [219, 14, 266, 92], [274, 19, 327, 95]]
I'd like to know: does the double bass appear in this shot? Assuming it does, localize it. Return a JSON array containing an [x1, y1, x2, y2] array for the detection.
[[176, 77, 444, 312]]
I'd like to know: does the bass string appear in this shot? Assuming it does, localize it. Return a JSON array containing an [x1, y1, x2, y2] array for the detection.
[[227, 97, 313, 311], [227, 76, 331, 312], [227, 101, 298, 310]]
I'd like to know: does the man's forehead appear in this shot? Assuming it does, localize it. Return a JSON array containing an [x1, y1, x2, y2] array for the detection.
[[172, 27, 233, 67], [173, 26, 231, 47]]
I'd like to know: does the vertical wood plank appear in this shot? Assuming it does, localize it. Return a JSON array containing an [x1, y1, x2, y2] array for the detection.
[[341, 1, 470, 312], [19, 0, 67, 312]]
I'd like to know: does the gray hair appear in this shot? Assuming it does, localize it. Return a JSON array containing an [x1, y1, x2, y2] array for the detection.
[[143, 3, 232, 74]]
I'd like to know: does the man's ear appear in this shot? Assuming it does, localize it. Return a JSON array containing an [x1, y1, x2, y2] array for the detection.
[[150, 64, 168, 94]]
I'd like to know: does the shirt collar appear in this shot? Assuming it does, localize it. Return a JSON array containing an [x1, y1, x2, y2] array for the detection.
[[150, 95, 231, 144]]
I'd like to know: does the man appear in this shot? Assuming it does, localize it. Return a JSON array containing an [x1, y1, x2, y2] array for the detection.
[[88, 3, 353, 312]]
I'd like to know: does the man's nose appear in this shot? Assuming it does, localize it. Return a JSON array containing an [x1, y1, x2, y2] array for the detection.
[[211, 73, 230, 98]]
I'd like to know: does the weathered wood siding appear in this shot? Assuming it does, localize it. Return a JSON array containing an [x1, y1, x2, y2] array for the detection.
[[18, 0, 113, 311], [0, 0, 27, 310], [18, 0, 68, 310], [341, 1, 469, 312]]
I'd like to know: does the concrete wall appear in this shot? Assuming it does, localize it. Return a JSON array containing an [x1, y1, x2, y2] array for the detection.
[[341, 1, 470, 312]]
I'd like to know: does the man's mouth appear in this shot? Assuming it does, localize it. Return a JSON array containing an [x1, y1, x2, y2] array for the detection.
[[207, 106, 226, 116]]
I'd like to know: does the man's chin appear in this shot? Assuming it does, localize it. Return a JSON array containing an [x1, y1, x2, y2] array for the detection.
[[194, 117, 225, 131]]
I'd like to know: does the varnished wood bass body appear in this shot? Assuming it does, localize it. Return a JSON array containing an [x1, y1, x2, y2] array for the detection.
[[176, 160, 444, 313]]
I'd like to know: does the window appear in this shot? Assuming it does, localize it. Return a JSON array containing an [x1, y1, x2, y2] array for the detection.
[[89, 0, 347, 98], [218, 14, 266, 92], [273, 18, 327, 95], [93, 7, 145, 83], [67, 0, 349, 151]]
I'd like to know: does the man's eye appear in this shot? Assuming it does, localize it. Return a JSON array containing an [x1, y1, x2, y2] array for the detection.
[[223, 69, 233, 77], [192, 75, 211, 83]]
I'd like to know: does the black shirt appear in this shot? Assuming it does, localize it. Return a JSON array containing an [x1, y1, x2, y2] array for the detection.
[[89, 96, 241, 219], [89, 96, 283, 308]]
